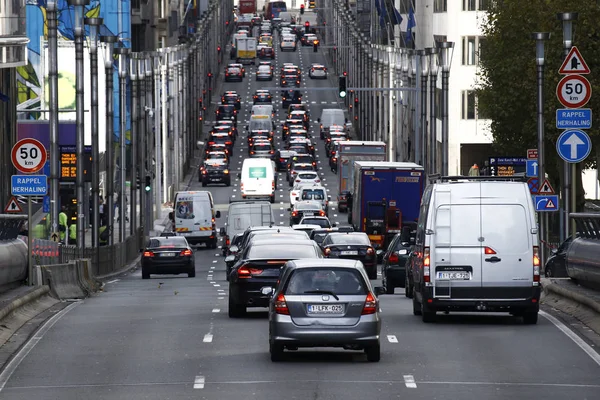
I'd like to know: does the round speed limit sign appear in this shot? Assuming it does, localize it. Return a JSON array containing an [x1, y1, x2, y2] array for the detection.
[[556, 74, 592, 108], [11, 138, 48, 174]]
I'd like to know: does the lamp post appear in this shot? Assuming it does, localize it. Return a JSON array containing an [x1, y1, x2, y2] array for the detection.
[[115, 45, 130, 242], [387, 46, 395, 161], [67, 0, 90, 250], [84, 16, 102, 248], [144, 54, 154, 237], [557, 13, 577, 241], [420, 49, 430, 172], [47, 1, 60, 240], [427, 47, 439, 174], [138, 54, 147, 240], [129, 54, 139, 236], [532, 32, 551, 265], [437, 41, 454, 176], [159, 48, 169, 205], [153, 51, 162, 220]]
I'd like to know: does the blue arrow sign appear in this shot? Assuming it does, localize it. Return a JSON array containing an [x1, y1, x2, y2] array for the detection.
[[526, 160, 538, 177], [11, 175, 48, 196], [534, 195, 559, 212], [556, 129, 592, 163], [556, 108, 592, 129]]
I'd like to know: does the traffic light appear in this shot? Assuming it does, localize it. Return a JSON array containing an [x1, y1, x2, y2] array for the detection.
[[300, 4, 304, 14], [338, 75, 347, 98], [313, 39, 319, 52], [144, 175, 151, 192], [305, 21, 310, 33]]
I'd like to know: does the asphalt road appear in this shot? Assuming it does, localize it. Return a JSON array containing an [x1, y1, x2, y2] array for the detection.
[[1, 20, 599, 400]]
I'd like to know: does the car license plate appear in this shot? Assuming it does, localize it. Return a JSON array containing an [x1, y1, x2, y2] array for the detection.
[[437, 271, 470, 280], [303, 212, 314, 216], [159, 252, 176, 257], [210, 178, 220, 181], [341, 250, 358, 256], [307, 304, 344, 314]]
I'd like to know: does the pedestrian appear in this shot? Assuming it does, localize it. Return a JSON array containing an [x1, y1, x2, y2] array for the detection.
[[68, 221, 77, 246], [99, 197, 105, 226], [58, 206, 68, 243], [468, 163, 480, 176]]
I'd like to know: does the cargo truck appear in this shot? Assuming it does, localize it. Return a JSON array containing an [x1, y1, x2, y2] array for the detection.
[[238, 0, 257, 15], [350, 161, 425, 254], [236, 37, 257, 64], [336, 141, 386, 212]]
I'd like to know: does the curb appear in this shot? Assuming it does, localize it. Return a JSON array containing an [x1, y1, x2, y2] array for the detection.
[[542, 281, 600, 314], [96, 256, 141, 282], [0, 286, 50, 321]]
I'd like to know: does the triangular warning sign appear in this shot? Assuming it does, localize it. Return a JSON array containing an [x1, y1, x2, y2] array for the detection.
[[539, 179, 555, 195], [546, 199, 556, 209], [559, 46, 590, 75], [4, 197, 23, 213]]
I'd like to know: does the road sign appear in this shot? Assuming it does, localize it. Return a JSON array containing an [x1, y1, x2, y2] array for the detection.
[[539, 179, 555, 195], [559, 46, 590, 75], [50, 232, 60, 243], [11, 175, 48, 196], [556, 129, 592, 163], [527, 149, 538, 159], [527, 177, 539, 194], [525, 160, 538, 177], [4, 197, 23, 213], [556, 75, 592, 109], [534, 195, 559, 212], [43, 195, 50, 213], [11, 138, 48, 174], [556, 108, 592, 129]]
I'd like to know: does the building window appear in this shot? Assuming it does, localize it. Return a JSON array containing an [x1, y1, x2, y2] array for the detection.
[[462, 36, 486, 65], [463, 0, 489, 11], [462, 91, 476, 120], [478, 37, 487, 62], [434, 0, 447, 12]]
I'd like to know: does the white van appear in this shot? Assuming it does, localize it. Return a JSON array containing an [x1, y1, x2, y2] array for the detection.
[[251, 104, 275, 118], [171, 191, 221, 248], [409, 176, 541, 324], [317, 109, 347, 138], [239, 158, 276, 203]]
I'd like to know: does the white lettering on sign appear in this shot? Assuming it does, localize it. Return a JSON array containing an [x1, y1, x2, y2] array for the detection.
[[16, 176, 44, 185], [559, 111, 587, 118]]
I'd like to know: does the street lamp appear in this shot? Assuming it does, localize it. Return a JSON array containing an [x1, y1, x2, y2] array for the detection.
[[420, 49, 430, 173], [437, 41, 454, 176], [114, 45, 130, 242], [557, 13, 578, 242], [129, 53, 139, 236], [427, 47, 439, 174], [531, 31, 551, 265]]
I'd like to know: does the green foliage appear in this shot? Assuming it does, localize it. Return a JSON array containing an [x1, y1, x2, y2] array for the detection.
[[476, 0, 600, 177]]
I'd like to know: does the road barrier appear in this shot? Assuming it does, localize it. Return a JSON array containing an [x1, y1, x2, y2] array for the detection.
[[34, 259, 99, 300]]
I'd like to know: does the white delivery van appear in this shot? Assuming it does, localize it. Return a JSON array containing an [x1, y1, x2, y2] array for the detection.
[[171, 191, 221, 248], [239, 158, 276, 203], [317, 109, 347, 138], [251, 104, 275, 118], [410, 176, 541, 324]]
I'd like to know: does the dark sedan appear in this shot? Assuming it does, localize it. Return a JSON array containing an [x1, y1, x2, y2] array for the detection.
[[381, 233, 412, 294], [141, 235, 195, 279], [281, 90, 302, 108], [228, 239, 322, 317], [221, 91, 241, 110], [215, 104, 237, 123], [200, 160, 231, 187], [545, 237, 572, 277], [321, 232, 377, 279]]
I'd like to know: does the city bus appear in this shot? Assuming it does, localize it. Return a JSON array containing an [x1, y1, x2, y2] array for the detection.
[[264, 1, 287, 19]]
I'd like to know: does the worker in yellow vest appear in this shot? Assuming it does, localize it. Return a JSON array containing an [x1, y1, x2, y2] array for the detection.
[[58, 206, 68, 243], [99, 225, 109, 246], [68, 223, 77, 246]]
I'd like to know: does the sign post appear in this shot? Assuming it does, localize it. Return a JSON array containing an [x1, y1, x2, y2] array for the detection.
[[556, 46, 592, 239], [11, 138, 48, 286]]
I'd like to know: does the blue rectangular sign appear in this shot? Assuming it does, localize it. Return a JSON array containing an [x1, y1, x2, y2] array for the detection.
[[43, 195, 50, 213], [533, 195, 559, 212], [11, 175, 48, 196], [556, 108, 592, 129], [526, 160, 539, 178]]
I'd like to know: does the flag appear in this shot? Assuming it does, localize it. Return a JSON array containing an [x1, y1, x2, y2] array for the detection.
[[390, 4, 403, 25], [374, 0, 387, 29], [374, 0, 382, 15], [405, 6, 416, 43]]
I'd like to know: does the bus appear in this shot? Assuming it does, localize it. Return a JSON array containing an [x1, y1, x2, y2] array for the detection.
[[264, 1, 287, 19]]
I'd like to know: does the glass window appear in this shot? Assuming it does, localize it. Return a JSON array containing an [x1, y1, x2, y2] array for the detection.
[[462, 90, 476, 120], [434, 0, 447, 12], [463, 0, 476, 11], [462, 36, 477, 65], [247, 243, 317, 259], [148, 236, 188, 248], [328, 234, 370, 245], [285, 268, 367, 295]]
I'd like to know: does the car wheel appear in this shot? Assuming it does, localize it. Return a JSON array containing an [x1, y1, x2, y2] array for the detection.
[[405, 275, 414, 298], [188, 269, 196, 278], [270, 341, 285, 362], [270, 195, 275, 204], [142, 269, 150, 279], [225, 180, 231, 187], [522, 311, 538, 325], [384, 274, 394, 294], [365, 343, 381, 362], [412, 289, 422, 315]]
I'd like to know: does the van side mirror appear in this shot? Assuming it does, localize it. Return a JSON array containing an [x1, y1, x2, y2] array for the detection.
[[220, 227, 226, 236], [229, 245, 239, 254], [168, 211, 174, 222], [215, 211, 221, 218], [317, 118, 321, 123], [295, 197, 299, 201]]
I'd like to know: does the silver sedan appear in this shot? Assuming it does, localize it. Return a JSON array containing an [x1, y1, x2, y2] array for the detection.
[[267, 259, 383, 362]]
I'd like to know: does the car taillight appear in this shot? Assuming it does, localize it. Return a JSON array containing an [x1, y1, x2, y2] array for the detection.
[[292, 211, 298, 217], [324, 248, 331, 256], [202, 170, 207, 175], [274, 293, 289, 315], [366, 247, 374, 255], [423, 247, 430, 283], [224, 170, 229, 174], [389, 252, 399, 263], [180, 249, 193, 256], [312, 161, 316, 166], [279, 158, 285, 162], [361, 293, 377, 315], [319, 210, 326, 216], [315, 179, 320, 183], [272, 180, 275, 190], [209, 141, 215, 145], [533, 246, 540, 283], [295, 179, 301, 183], [226, 141, 232, 145], [143, 251, 154, 257], [241, 182, 244, 191], [484, 247, 496, 255], [237, 265, 263, 278], [250, 151, 255, 155], [225, 236, 230, 246]]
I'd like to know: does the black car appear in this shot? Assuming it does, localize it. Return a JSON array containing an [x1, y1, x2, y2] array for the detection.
[[253, 90, 273, 104], [221, 91, 241, 110], [544, 237, 573, 277], [321, 232, 377, 280], [337, 190, 351, 212], [200, 160, 231, 187], [214, 120, 238, 139], [208, 133, 234, 153], [141, 235, 195, 279], [215, 104, 237, 123], [381, 233, 412, 294], [228, 239, 322, 317], [309, 227, 355, 246], [281, 90, 303, 108]]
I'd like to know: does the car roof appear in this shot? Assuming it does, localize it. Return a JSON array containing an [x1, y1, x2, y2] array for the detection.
[[287, 259, 360, 270], [294, 201, 322, 209]]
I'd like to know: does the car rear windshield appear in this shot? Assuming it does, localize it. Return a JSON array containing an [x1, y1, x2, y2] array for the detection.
[[250, 120, 272, 131], [301, 188, 324, 199], [301, 218, 329, 227], [285, 268, 366, 295], [329, 234, 370, 245], [247, 243, 318, 259], [298, 173, 317, 180], [148, 237, 188, 248]]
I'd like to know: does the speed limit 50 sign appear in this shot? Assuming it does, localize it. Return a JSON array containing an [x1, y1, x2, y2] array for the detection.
[[556, 74, 592, 109], [11, 138, 48, 174]]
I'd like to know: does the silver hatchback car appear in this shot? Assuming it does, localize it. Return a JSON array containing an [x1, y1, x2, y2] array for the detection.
[[267, 259, 383, 362]]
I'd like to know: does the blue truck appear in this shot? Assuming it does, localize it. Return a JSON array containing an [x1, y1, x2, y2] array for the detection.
[[350, 161, 425, 252]]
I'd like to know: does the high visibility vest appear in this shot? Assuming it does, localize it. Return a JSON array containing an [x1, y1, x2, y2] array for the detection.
[[69, 224, 77, 240], [59, 212, 68, 239], [99, 226, 108, 244]]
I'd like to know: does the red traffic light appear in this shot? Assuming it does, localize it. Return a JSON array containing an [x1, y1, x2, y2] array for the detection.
[[217, 46, 221, 52], [305, 21, 310, 27], [300, 4, 304, 8], [343, 71, 347, 76]]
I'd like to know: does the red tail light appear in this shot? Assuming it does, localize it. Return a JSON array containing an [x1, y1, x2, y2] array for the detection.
[[291, 211, 298, 217], [319, 210, 326, 216], [484, 247, 496, 255], [237, 265, 264, 278], [143, 251, 154, 257], [361, 293, 378, 315], [275, 293, 289, 314], [270, 150, 274, 154], [366, 247, 374, 255], [533, 246, 540, 283], [423, 247, 430, 283], [279, 158, 285, 162], [389, 252, 399, 263], [225, 236, 230, 246], [180, 249, 193, 256], [250, 151, 255, 155]]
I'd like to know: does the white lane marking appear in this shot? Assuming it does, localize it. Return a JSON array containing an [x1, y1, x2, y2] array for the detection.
[[194, 375, 205, 389], [212, 308, 220, 313], [214, 284, 221, 287], [0, 301, 80, 393], [212, 260, 217, 263], [334, 214, 338, 217], [280, 214, 284, 217], [203, 322, 214, 343], [210, 281, 216, 284], [387, 335, 398, 343], [105, 279, 120, 284], [218, 297, 224, 300], [540, 310, 600, 366], [210, 266, 215, 270], [214, 253, 220, 257], [403, 375, 417, 389]]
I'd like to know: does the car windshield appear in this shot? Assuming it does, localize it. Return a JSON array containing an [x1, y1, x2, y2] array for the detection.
[[285, 268, 366, 295], [301, 218, 329, 227], [301, 189, 324, 200], [247, 243, 317, 259], [147, 237, 188, 248], [328, 234, 370, 245], [249, 120, 272, 131]]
